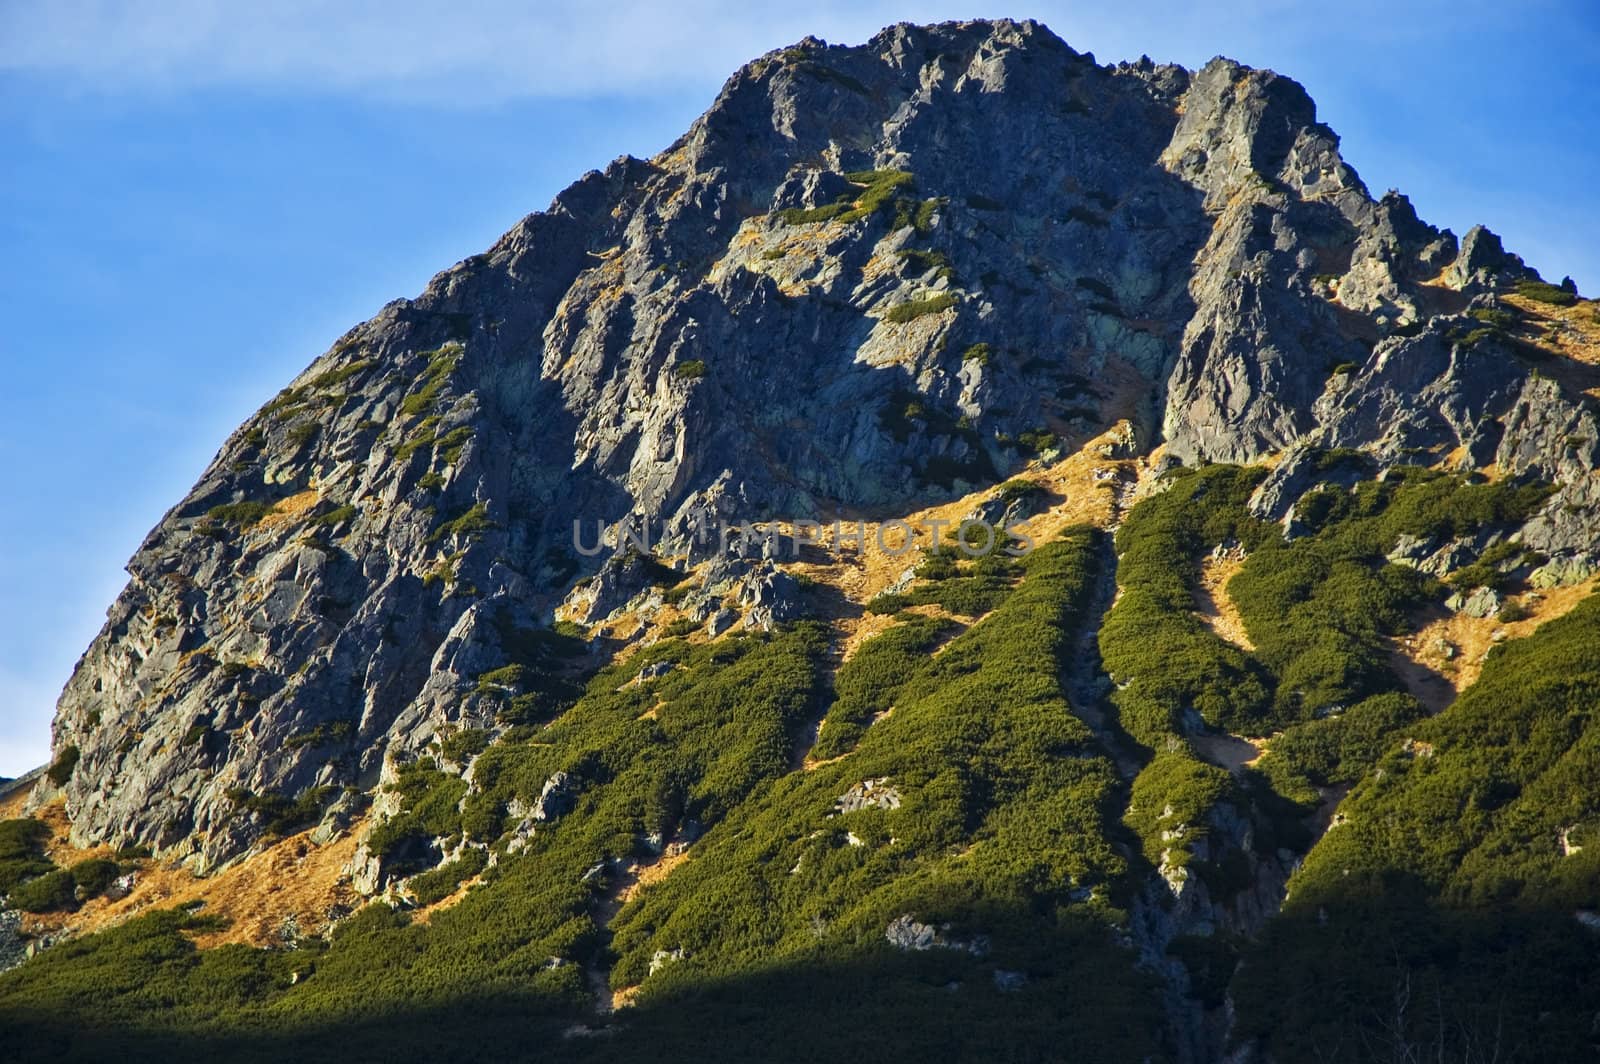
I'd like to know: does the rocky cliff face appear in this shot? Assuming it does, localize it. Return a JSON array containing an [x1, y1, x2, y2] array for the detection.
[[34, 18, 1594, 872]]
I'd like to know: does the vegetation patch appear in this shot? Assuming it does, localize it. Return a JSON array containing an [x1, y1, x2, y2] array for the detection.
[[307, 359, 373, 390], [225, 787, 338, 838], [427, 503, 493, 546], [1235, 591, 1600, 1060], [46, 745, 81, 787], [284, 720, 356, 750], [0, 818, 56, 897], [778, 169, 915, 227], [405, 847, 489, 907], [896, 248, 955, 283], [400, 344, 464, 417], [1514, 278, 1578, 307], [883, 293, 958, 323], [312, 504, 358, 528], [811, 614, 954, 759], [202, 501, 275, 531]]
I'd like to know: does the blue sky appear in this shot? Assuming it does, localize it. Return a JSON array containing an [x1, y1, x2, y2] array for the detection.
[[1, 1, 1596, 776]]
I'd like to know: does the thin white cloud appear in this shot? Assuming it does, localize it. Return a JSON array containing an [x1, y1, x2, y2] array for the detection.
[[0, 0, 1004, 101], [0, 1, 1470, 104]]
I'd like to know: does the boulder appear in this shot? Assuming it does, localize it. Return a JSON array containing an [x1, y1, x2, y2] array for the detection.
[[533, 771, 578, 822]]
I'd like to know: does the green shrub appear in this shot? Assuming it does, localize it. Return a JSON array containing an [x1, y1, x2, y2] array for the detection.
[[1466, 306, 1518, 328], [405, 848, 489, 907], [1445, 539, 1526, 592], [998, 477, 1043, 504], [366, 758, 480, 860], [262, 387, 307, 420], [308, 358, 373, 390], [1125, 752, 1236, 867], [1235, 591, 1600, 1061], [0, 818, 54, 895], [1514, 279, 1578, 306], [312, 504, 358, 528], [284, 721, 355, 750], [896, 248, 954, 282], [1496, 599, 1533, 623], [1456, 326, 1499, 347], [400, 344, 463, 416], [437, 426, 474, 465], [909, 198, 943, 234], [226, 787, 337, 837], [427, 503, 493, 546], [439, 729, 492, 764], [202, 502, 274, 530], [660, 618, 699, 639], [1015, 429, 1059, 456], [883, 293, 957, 323], [673, 360, 707, 380], [811, 614, 954, 759], [46, 745, 81, 787], [9, 868, 77, 913], [778, 170, 915, 226], [67, 858, 123, 900], [961, 342, 992, 365]]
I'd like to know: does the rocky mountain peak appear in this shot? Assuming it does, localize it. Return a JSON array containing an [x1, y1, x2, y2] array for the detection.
[[28, 18, 1590, 879]]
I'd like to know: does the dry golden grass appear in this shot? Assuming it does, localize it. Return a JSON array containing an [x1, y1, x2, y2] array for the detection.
[[618, 848, 691, 908], [1498, 293, 1600, 399], [18, 798, 364, 950], [1194, 550, 1254, 651], [1393, 578, 1599, 701], [258, 488, 321, 530], [0, 786, 33, 821]]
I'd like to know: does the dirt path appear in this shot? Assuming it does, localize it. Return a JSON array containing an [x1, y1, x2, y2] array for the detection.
[[1385, 641, 1457, 714], [1389, 578, 1598, 712], [1189, 732, 1261, 775], [1193, 550, 1254, 651], [1061, 461, 1155, 781], [584, 845, 692, 1014]]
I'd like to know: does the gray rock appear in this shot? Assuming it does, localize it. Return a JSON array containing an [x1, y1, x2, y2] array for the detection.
[[1530, 554, 1598, 588], [566, 550, 678, 624], [636, 661, 675, 682], [0, 911, 27, 974], [1446, 225, 1528, 289], [533, 771, 578, 822], [104, 872, 138, 902], [648, 947, 688, 975], [835, 778, 902, 813], [993, 969, 1029, 991], [1447, 586, 1502, 618], [884, 914, 989, 957]]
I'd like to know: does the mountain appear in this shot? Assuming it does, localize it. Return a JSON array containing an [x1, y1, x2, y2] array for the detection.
[[4, 18, 1600, 1063]]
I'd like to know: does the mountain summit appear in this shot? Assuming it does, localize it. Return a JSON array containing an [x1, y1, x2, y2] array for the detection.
[[5, 18, 1600, 1063]]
